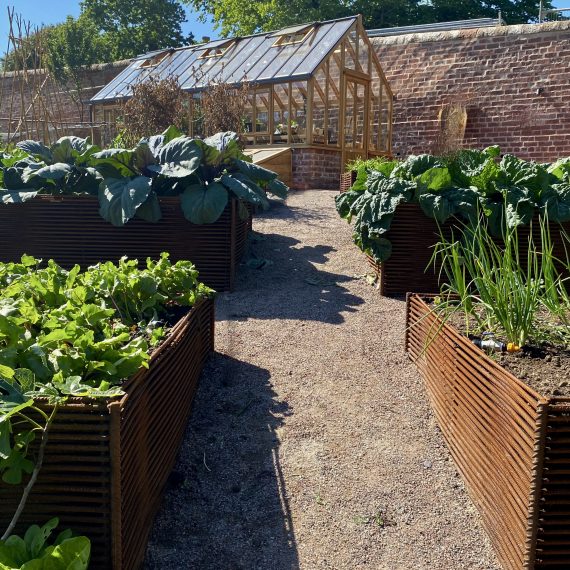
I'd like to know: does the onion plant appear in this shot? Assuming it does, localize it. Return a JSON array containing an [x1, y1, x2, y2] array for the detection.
[[433, 216, 563, 348]]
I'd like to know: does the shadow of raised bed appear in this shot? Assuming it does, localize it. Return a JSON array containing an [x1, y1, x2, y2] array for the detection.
[[0, 299, 215, 570], [406, 293, 570, 569], [0, 196, 250, 291], [145, 354, 299, 570]]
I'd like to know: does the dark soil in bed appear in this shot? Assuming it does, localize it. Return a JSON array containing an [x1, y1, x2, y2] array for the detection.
[[445, 310, 570, 397]]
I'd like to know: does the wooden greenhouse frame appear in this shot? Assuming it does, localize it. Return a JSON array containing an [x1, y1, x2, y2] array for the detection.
[[90, 15, 393, 169]]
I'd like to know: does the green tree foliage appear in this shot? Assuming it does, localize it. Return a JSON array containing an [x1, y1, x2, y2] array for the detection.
[[184, 0, 553, 37], [46, 16, 109, 120], [80, 0, 194, 59], [1, 1, 195, 72]]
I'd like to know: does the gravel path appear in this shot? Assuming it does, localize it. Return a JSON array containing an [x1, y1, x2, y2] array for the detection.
[[145, 190, 500, 570]]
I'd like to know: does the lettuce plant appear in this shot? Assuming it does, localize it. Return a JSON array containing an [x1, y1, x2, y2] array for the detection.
[[0, 254, 213, 542]]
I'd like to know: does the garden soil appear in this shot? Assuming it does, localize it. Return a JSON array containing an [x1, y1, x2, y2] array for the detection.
[[144, 190, 500, 570]]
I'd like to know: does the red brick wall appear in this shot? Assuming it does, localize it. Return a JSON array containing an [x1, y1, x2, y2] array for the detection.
[[292, 148, 342, 189], [372, 21, 570, 161], [0, 61, 128, 142]]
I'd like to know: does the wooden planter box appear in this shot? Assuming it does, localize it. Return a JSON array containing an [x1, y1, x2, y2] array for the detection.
[[0, 196, 250, 291], [367, 204, 570, 297], [406, 293, 570, 569], [0, 299, 215, 569]]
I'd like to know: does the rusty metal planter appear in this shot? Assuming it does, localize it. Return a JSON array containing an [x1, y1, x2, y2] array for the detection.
[[406, 293, 570, 569], [0, 299, 214, 569], [0, 195, 250, 291], [367, 204, 570, 297]]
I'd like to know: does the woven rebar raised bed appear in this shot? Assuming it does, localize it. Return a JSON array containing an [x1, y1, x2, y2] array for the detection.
[[0, 196, 250, 291], [406, 293, 570, 569], [0, 299, 214, 569], [367, 204, 570, 297]]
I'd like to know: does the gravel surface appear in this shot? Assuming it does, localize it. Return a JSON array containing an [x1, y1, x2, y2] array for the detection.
[[144, 190, 500, 570]]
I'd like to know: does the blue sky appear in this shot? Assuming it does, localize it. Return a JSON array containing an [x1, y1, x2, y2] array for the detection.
[[0, 0, 217, 46]]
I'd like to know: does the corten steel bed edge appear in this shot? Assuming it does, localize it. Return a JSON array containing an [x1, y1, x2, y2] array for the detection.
[[405, 293, 570, 569], [0, 196, 251, 292], [366, 205, 570, 297], [0, 299, 215, 569]]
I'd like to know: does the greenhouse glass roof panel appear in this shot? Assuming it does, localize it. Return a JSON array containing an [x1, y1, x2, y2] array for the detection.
[[90, 16, 358, 102], [289, 19, 353, 76]]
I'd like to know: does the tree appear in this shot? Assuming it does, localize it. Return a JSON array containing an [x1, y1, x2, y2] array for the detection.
[[184, 0, 553, 36], [80, 0, 194, 60], [46, 16, 109, 120]]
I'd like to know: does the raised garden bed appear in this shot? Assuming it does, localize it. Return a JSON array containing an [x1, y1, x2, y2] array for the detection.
[[406, 293, 570, 569], [0, 298, 214, 569], [366, 204, 570, 297], [0, 196, 249, 291]]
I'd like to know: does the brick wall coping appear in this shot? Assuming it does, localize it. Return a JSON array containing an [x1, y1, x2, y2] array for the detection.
[[0, 59, 131, 79], [370, 19, 570, 46]]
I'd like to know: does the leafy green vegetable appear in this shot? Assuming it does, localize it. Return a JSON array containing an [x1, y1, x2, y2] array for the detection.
[[337, 147, 570, 264], [1, 128, 289, 227], [0, 519, 90, 570], [181, 182, 229, 224], [0, 254, 213, 501]]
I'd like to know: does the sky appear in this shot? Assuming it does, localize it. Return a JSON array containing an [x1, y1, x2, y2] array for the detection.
[[0, 0, 217, 48]]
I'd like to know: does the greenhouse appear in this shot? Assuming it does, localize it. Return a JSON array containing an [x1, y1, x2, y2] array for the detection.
[[90, 15, 393, 188]]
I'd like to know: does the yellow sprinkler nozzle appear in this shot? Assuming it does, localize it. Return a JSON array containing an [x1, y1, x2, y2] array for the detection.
[[506, 343, 521, 353]]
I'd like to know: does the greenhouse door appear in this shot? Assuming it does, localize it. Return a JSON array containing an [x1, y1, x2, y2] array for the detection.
[[342, 74, 370, 167]]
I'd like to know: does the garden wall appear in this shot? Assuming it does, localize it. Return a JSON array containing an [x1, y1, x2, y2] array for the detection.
[[292, 147, 342, 189], [372, 21, 570, 161], [0, 60, 128, 141]]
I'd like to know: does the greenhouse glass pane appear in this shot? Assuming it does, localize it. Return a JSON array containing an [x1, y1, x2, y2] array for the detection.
[[290, 81, 308, 143], [359, 36, 370, 75], [238, 37, 295, 82], [255, 89, 271, 133], [272, 84, 290, 144], [269, 23, 314, 37], [256, 43, 305, 81], [218, 36, 273, 84], [312, 67, 327, 145], [327, 55, 341, 147], [288, 20, 352, 77]]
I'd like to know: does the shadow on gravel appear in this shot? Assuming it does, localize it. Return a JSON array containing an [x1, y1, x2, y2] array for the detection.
[[145, 354, 299, 570], [220, 231, 365, 325]]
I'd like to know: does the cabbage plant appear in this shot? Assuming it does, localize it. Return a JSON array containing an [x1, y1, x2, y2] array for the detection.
[[0, 129, 288, 226]]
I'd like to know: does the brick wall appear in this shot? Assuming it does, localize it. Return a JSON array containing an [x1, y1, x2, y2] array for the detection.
[[372, 21, 570, 161], [0, 61, 128, 142], [292, 148, 342, 189]]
